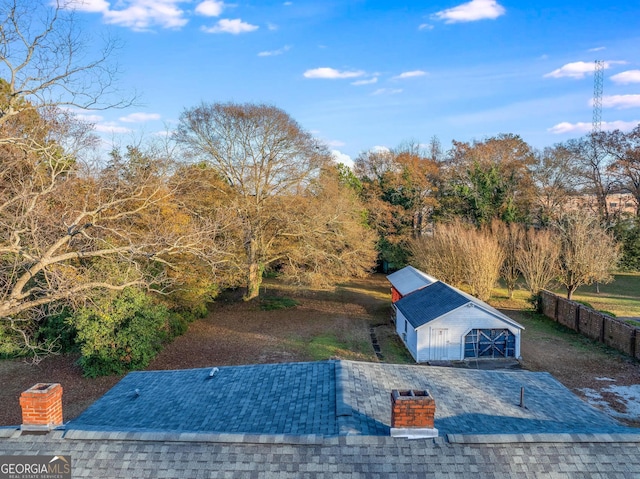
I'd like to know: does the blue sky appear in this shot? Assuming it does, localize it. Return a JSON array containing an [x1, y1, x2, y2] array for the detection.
[[66, 0, 640, 164]]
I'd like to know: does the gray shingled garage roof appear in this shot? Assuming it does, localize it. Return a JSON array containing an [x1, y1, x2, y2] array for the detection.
[[66, 360, 636, 439]]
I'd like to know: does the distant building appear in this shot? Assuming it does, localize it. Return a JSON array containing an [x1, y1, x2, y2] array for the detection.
[[565, 192, 638, 217]]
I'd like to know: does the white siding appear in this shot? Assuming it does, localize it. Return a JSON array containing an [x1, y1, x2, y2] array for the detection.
[[395, 310, 419, 361], [414, 304, 522, 362]]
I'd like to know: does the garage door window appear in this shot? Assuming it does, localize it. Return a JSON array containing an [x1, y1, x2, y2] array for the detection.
[[464, 329, 515, 358]]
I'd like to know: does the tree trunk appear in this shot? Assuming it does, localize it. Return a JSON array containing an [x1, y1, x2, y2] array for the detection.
[[244, 238, 261, 301], [245, 262, 261, 301], [567, 287, 576, 300]]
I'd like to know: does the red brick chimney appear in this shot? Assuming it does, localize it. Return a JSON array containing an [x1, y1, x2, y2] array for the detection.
[[19, 383, 63, 431], [390, 389, 438, 438]]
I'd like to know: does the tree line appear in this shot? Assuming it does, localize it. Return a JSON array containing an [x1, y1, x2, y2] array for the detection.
[[0, 0, 635, 374], [352, 132, 631, 302]]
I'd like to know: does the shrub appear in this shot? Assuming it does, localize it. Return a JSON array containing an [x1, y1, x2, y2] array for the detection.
[[73, 288, 170, 377], [35, 308, 78, 354]]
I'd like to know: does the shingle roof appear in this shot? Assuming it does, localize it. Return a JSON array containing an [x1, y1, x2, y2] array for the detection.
[[66, 360, 633, 438], [3, 430, 640, 478], [3, 360, 640, 478], [386, 266, 437, 296], [395, 281, 469, 328], [67, 362, 337, 436], [395, 281, 524, 330]]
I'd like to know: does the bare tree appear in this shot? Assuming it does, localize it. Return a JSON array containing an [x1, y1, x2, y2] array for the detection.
[[409, 220, 468, 287], [530, 145, 579, 225], [555, 212, 620, 299], [0, 0, 131, 131], [515, 227, 560, 297], [464, 225, 505, 301], [564, 133, 616, 224], [175, 102, 334, 300], [409, 220, 504, 301], [602, 125, 640, 217], [0, 139, 226, 355], [493, 220, 524, 299]]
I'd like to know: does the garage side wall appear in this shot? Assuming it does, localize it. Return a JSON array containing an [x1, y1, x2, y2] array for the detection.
[[415, 305, 522, 362], [395, 310, 419, 362]]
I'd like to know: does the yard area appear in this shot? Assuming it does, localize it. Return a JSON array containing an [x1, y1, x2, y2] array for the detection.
[[1, 273, 640, 427]]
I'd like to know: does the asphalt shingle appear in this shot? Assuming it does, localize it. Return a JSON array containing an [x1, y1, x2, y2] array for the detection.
[[4, 359, 637, 477], [67, 362, 337, 436], [394, 281, 470, 328], [66, 360, 636, 438]]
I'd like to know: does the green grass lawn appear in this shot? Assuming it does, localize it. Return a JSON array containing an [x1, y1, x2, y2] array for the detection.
[[490, 272, 640, 318], [552, 273, 640, 318]]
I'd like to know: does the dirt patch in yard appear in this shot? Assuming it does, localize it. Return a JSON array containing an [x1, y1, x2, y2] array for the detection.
[[1, 274, 639, 428]]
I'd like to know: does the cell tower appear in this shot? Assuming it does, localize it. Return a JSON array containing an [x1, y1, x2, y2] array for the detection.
[[592, 60, 604, 134]]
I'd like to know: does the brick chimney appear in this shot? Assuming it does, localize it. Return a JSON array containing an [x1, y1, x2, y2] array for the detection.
[[19, 383, 63, 431], [390, 389, 438, 438]]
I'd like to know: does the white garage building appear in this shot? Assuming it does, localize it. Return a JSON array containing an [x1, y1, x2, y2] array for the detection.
[[390, 271, 524, 363]]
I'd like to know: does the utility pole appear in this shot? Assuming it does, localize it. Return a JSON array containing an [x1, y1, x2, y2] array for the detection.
[[593, 59, 604, 293], [592, 60, 604, 134]]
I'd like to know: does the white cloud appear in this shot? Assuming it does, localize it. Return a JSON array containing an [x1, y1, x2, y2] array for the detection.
[[303, 67, 365, 79], [419, 23, 434, 30], [548, 120, 639, 134], [195, 0, 224, 17], [331, 150, 353, 168], [588, 46, 606, 52], [202, 18, 259, 34], [74, 113, 104, 123], [544, 61, 595, 79], [327, 140, 346, 147], [64, 0, 111, 13], [283, 1, 293, 5], [544, 60, 626, 79], [547, 121, 590, 134], [258, 45, 291, 57], [351, 77, 378, 86], [153, 130, 172, 137], [99, 0, 189, 30], [371, 145, 391, 153], [267, 23, 279, 31], [94, 122, 133, 134], [611, 70, 640, 85], [119, 112, 162, 123], [433, 0, 505, 24], [601, 94, 640, 109], [393, 70, 427, 79], [372, 88, 403, 96]]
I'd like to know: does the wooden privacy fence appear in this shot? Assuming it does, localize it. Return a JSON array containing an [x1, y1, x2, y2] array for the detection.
[[540, 290, 640, 360]]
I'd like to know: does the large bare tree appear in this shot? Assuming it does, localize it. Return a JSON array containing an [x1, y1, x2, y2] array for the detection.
[[0, 0, 222, 355], [530, 145, 579, 225], [555, 212, 620, 299], [602, 125, 640, 216], [0, 0, 130, 130], [175, 102, 333, 300], [563, 133, 616, 224]]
